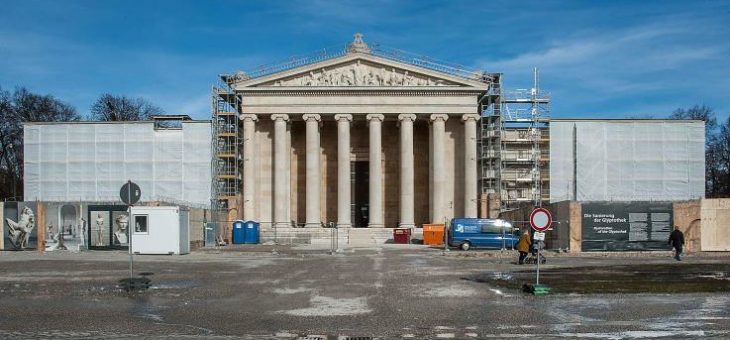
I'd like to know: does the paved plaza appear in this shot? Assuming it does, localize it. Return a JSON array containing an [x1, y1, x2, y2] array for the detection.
[[0, 246, 728, 339]]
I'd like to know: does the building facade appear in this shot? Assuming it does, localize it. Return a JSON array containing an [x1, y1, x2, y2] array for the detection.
[[217, 35, 493, 228]]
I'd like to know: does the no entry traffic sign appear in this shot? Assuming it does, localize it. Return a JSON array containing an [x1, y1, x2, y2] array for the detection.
[[530, 207, 552, 232], [120, 181, 141, 206]]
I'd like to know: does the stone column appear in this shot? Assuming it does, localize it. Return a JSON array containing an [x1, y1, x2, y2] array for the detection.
[[303, 114, 321, 228], [241, 114, 258, 221], [462, 114, 480, 218], [430, 114, 449, 224], [271, 114, 290, 228], [367, 114, 385, 228], [398, 114, 417, 228], [335, 114, 353, 228]]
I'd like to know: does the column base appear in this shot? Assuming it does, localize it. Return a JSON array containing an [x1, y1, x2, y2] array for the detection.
[[304, 223, 321, 228], [398, 223, 415, 228], [368, 223, 385, 228], [273, 222, 290, 229], [336, 223, 352, 228]]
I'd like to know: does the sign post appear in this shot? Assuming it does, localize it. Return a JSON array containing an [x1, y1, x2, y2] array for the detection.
[[120, 180, 141, 286], [530, 207, 552, 287]]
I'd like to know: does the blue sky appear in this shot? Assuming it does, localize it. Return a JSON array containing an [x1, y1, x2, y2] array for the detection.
[[1, 0, 728, 122]]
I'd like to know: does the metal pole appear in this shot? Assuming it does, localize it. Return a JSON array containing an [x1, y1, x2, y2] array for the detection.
[[535, 241, 540, 285], [330, 223, 334, 255], [443, 202, 452, 253], [127, 180, 133, 282], [272, 222, 279, 255], [500, 224, 505, 264]]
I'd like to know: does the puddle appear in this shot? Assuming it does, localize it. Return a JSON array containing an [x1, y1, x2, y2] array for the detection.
[[422, 286, 477, 298], [149, 280, 198, 290], [279, 295, 371, 316], [473, 264, 730, 294]]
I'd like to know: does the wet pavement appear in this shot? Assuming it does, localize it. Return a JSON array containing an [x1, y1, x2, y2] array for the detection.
[[0, 246, 729, 339]]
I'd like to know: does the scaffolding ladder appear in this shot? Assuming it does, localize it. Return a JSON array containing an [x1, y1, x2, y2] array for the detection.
[[479, 68, 550, 214], [210, 79, 243, 242]]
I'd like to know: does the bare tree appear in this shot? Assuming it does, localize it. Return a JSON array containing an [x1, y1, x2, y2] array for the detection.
[[669, 105, 717, 137], [668, 105, 729, 197], [0, 86, 79, 200], [713, 116, 730, 196], [89, 93, 163, 121]]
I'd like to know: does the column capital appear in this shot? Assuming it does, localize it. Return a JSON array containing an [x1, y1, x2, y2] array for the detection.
[[270, 114, 289, 122], [429, 114, 449, 122], [240, 114, 258, 122], [302, 113, 321, 122], [366, 114, 385, 122], [334, 114, 353, 122], [397, 114, 417, 122], [461, 114, 481, 122]]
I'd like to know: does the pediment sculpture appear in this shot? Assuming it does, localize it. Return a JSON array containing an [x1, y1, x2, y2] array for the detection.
[[266, 60, 458, 87]]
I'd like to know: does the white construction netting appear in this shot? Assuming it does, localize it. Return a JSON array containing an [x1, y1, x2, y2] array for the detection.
[[24, 121, 212, 206], [550, 121, 705, 202]]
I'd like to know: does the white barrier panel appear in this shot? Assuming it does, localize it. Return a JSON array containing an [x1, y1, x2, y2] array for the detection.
[[23, 121, 212, 207], [550, 120, 704, 202]]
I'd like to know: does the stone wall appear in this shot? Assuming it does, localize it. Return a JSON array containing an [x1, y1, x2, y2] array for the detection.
[[673, 200, 701, 252], [36, 202, 45, 251], [700, 198, 730, 251], [498, 201, 580, 252], [567, 202, 582, 253], [546, 201, 577, 251], [188, 207, 208, 250]]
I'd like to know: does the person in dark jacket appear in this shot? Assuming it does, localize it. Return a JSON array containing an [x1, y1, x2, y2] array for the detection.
[[668, 227, 685, 261]]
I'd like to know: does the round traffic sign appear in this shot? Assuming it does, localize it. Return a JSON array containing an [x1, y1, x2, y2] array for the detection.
[[530, 207, 552, 232], [120, 181, 141, 205]]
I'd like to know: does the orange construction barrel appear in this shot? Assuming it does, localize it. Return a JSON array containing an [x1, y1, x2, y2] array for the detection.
[[423, 224, 445, 245]]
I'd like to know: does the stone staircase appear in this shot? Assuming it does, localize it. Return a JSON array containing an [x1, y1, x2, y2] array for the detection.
[[259, 227, 411, 247], [347, 228, 395, 246]]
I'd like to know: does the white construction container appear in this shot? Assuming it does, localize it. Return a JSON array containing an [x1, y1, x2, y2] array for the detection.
[[130, 206, 189, 255]]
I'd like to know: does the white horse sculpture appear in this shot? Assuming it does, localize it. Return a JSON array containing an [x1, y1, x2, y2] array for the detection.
[[6, 207, 35, 250]]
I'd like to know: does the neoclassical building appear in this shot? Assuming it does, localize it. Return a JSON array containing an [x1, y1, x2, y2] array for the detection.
[[217, 34, 492, 229]]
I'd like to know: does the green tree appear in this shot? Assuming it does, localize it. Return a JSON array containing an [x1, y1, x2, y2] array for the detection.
[[0, 86, 79, 200]]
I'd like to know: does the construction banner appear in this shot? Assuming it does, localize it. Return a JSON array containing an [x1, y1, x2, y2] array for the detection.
[[582, 202, 673, 251]]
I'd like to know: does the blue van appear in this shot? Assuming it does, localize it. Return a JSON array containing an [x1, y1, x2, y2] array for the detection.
[[448, 218, 518, 251]]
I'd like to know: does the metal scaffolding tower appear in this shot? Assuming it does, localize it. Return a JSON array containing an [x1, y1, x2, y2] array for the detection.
[[480, 68, 550, 213], [210, 78, 242, 237]]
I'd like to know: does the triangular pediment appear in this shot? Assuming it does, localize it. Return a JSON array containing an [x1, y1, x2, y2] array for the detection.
[[232, 53, 488, 90]]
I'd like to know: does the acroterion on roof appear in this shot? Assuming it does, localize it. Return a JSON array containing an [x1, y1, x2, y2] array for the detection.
[[222, 33, 494, 85]]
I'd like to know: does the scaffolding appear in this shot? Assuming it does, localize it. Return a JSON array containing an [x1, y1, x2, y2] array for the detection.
[[480, 68, 550, 213], [210, 79, 242, 235]]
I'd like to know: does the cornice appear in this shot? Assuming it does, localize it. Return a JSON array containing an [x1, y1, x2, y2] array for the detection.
[[237, 88, 483, 97]]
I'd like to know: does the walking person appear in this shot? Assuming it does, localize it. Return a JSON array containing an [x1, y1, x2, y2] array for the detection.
[[668, 226, 685, 261], [516, 230, 532, 265]]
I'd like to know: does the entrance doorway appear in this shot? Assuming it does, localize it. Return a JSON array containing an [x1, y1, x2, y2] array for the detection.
[[352, 161, 369, 228]]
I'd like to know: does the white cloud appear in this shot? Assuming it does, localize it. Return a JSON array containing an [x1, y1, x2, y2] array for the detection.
[[477, 22, 729, 118]]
